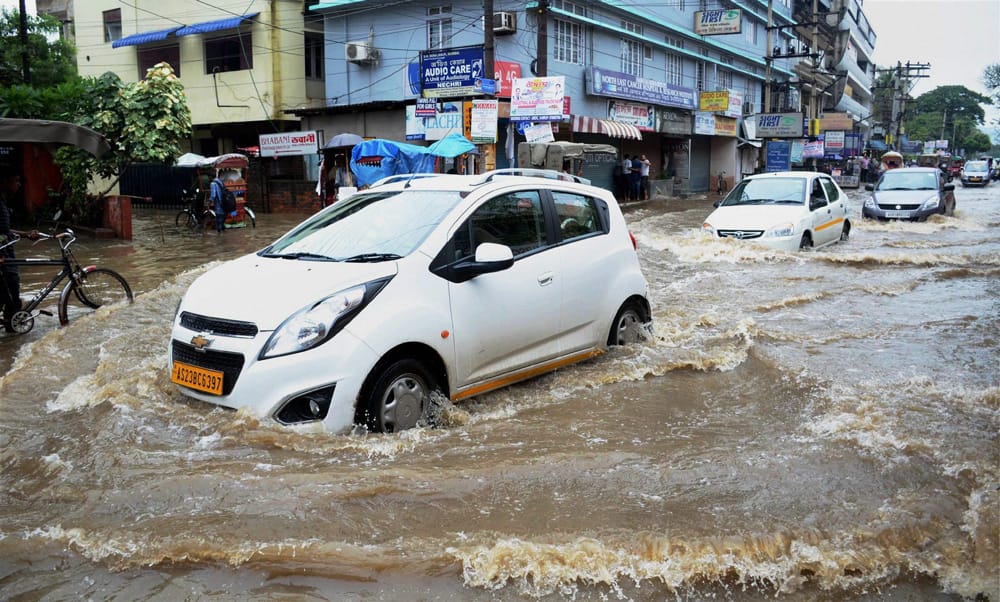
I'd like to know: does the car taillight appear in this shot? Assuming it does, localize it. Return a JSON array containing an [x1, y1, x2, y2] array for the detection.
[[628, 230, 637, 250]]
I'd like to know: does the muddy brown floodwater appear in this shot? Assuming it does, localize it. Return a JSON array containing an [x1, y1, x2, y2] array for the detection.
[[1, 186, 997, 600]]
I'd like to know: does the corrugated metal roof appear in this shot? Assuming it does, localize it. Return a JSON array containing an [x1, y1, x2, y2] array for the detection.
[[176, 13, 259, 37], [111, 26, 181, 48], [310, 0, 365, 9]]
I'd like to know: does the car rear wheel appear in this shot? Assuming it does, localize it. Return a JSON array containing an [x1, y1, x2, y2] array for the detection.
[[608, 301, 648, 346], [358, 359, 434, 433], [839, 221, 851, 242], [799, 233, 813, 249]]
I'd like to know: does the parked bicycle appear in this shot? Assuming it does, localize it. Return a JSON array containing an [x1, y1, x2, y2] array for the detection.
[[0, 226, 133, 334], [174, 188, 213, 229]]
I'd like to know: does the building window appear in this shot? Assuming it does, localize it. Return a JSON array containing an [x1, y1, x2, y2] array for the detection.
[[621, 19, 642, 35], [666, 35, 684, 50], [666, 52, 683, 86], [205, 32, 253, 73], [553, 0, 586, 16], [745, 21, 757, 45], [621, 38, 642, 76], [743, 79, 756, 114], [138, 45, 180, 78], [305, 32, 324, 80], [718, 68, 733, 90], [103, 9, 121, 43], [699, 0, 708, 11], [428, 6, 452, 49], [554, 19, 583, 64]]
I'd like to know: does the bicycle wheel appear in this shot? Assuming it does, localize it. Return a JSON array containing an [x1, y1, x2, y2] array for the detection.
[[243, 207, 256, 228], [58, 268, 134, 326]]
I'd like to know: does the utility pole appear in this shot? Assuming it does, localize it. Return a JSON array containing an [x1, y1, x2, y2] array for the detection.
[[535, 0, 548, 76], [483, 0, 494, 82], [18, 0, 30, 84]]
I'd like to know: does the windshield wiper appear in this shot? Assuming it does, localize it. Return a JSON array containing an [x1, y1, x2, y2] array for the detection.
[[262, 251, 335, 261], [340, 253, 403, 263]]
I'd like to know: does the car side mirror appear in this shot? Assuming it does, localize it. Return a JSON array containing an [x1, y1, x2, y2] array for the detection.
[[713, 200, 722, 208], [447, 242, 515, 283], [864, 184, 874, 191]]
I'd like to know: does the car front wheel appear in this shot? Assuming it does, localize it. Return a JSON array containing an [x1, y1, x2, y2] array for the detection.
[[840, 221, 851, 242], [799, 232, 813, 249], [358, 359, 434, 433]]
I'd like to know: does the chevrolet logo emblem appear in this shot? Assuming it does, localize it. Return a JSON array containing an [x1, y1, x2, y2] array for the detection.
[[190, 333, 213, 351]]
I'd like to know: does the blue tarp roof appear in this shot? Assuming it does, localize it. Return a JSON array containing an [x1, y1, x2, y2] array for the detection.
[[176, 13, 258, 36], [111, 26, 182, 48], [350, 135, 478, 186]]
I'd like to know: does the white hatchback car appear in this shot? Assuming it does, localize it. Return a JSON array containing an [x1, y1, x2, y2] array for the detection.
[[701, 171, 851, 251], [169, 170, 651, 433]]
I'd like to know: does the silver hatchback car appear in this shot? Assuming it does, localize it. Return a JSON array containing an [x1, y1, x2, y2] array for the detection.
[[862, 167, 956, 221]]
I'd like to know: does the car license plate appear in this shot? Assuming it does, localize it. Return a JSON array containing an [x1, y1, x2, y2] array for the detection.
[[885, 210, 910, 218], [171, 361, 224, 395]]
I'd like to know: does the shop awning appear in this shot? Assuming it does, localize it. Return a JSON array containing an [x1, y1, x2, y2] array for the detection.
[[571, 116, 642, 140], [111, 26, 182, 48], [176, 13, 259, 36]]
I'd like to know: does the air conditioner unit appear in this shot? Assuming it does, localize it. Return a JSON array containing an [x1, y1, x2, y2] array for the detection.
[[493, 11, 516, 35], [345, 40, 376, 63]]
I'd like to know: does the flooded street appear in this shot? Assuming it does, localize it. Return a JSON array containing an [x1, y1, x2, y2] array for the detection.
[[1, 185, 997, 600]]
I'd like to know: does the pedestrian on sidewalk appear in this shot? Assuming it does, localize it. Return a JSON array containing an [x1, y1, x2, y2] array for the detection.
[[639, 154, 651, 200]]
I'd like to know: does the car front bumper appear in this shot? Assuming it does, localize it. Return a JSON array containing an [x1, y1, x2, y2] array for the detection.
[[862, 205, 939, 221]]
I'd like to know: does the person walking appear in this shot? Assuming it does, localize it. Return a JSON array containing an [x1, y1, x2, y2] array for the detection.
[[629, 155, 642, 201], [618, 155, 632, 200], [0, 166, 38, 333], [209, 170, 227, 234], [639, 154, 651, 200]]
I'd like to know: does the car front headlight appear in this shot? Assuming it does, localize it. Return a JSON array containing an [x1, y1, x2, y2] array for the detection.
[[863, 197, 877, 209], [260, 277, 391, 359], [765, 222, 795, 238], [701, 222, 716, 236], [920, 196, 940, 210]]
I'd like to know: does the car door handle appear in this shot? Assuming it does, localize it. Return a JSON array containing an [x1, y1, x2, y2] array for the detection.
[[537, 272, 554, 286]]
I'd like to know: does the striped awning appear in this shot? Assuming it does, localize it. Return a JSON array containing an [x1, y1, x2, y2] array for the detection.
[[111, 26, 181, 48], [571, 116, 642, 140], [176, 13, 259, 36]]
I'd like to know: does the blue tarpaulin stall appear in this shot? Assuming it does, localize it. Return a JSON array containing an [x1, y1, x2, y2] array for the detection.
[[350, 134, 477, 186]]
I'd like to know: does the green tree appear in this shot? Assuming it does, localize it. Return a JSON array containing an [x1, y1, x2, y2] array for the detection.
[[55, 63, 193, 224], [960, 129, 992, 155], [910, 85, 991, 125], [0, 8, 76, 88]]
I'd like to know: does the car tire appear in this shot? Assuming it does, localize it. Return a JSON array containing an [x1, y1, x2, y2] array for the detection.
[[358, 358, 434, 433], [839, 221, 851, 242], [799, 233, 813, 250], [607, 301, 648, 346]]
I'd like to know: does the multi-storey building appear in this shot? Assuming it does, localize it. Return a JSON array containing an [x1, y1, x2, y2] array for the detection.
[[297, 0, 813, 193]]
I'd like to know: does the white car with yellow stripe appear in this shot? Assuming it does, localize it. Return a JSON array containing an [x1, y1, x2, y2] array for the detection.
[[169, 170, 651, 434], [701, 171, 851, 252]]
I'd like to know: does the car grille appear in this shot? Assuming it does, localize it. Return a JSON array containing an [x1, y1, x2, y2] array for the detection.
[[877, 203, 921, 210], [171, 340, 245, 395], [180, 311, 258, 337], [717, 229, 764, 240]]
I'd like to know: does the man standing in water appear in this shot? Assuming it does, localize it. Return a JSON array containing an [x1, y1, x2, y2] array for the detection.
[[0, 166, 38, 333]]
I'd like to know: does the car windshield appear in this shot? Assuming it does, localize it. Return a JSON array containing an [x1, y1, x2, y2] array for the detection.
[[261, 189, 464, 261], [721, 177, 806, 206], [965, 161, 988, 172], [876, 172, 937, 191]]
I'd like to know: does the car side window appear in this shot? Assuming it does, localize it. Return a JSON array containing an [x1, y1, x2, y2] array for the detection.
[[820, 178, 839, 203], [809, 179, 828, 209], [551, 191, 601, 240], [454, 191, 545, 260]]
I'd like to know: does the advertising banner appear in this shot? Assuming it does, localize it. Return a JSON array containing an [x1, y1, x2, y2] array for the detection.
[[699, 90, 730, 112], [694, 112, 716, 135], [724, 90, 743, 118], [694, 9, 742, 35], [510, 76, 565, 122], [714, 116, 737, 136], [259, 131, 318, 157], [524, 122, 556, 144], [754, 113, 804, 138], [587, 67, 695, 109], [825, 130, 845, 151], [819, 112, 854, 131], [766, 140, 791, 172], [405, 102, 465, 141], [494, 60, 522, 98], [607, 100, 655, 130], [803, 139, 825, 159], [471, 100, 498, 143], [420, 46, 485, 98]]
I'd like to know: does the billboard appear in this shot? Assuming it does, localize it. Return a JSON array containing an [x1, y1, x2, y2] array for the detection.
[[754, 113, 804, 138], [420, 46, 484, 98], [694, 9, 742, 35], [510, 76, 565, 122]]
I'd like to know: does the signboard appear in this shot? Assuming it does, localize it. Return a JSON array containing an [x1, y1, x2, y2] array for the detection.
[[420, 46, 485, 98], [766, 140, 791, 172], [694, 9, 742, 35], [471, 99, 498, 143], [694, 112, 716, 135], [524, 122, 555, 144], [659, 108, 692, 136], [405, 102, 465, 140], [819, 112, 854, 131], [607, 100, 655, 130], [724, 90, 743, 118], [415, 98, 437, 117], [474, 78, 496, 95], [510, 76, 565, 122], [825, 130, 845, 152], [754, 112, 804, 138], [587, 67, 695, 109], [714, 115, 737, 137], [803, 139, 825, 159], [259, 130, 318, 157], [699, 90, 730, 112], [494, 60, 521, 97]]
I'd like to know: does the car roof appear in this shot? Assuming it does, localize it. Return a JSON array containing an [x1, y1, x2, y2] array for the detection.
[[365, 169, 602, 193], [883, 167, 938, 173], [744, 171, 827, 180]]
